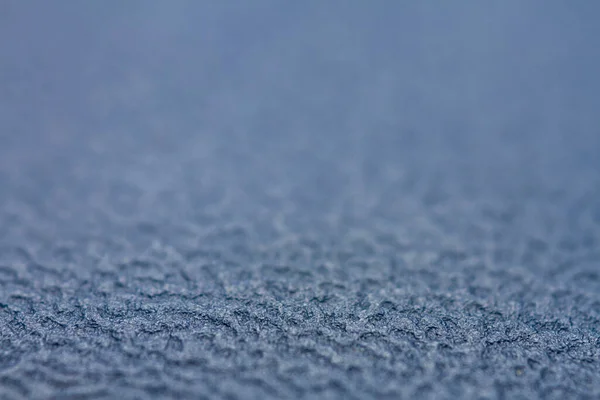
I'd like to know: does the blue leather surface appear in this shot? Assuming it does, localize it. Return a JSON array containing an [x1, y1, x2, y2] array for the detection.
[[1, 2, 599, 399]]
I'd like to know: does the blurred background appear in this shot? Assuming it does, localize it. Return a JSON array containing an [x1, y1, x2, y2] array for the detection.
[[1, 0, 599, 263]]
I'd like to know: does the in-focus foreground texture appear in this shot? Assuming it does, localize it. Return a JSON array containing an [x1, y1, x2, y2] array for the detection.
[[1, 1, 600, 399]]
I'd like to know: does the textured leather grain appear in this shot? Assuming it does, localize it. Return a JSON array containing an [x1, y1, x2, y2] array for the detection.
[[1, 2, 599, 399]]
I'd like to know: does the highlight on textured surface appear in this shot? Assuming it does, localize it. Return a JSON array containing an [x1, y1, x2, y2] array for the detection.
[[1, 2, 599, 399]]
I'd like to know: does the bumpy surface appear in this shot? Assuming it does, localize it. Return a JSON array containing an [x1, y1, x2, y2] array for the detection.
[[1, 2, 600, 399]]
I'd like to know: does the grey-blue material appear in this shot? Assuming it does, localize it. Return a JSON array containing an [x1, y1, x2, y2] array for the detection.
[[1, 2, 599, 399]]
